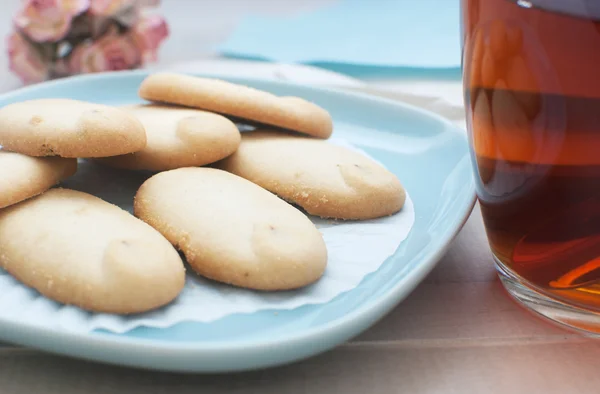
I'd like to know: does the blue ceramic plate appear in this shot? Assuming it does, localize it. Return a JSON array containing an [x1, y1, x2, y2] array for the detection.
[[0, 71, 475, 373]]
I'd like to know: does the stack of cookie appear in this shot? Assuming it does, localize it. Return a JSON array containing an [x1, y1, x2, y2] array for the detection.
[[0, 72, 406, 315]]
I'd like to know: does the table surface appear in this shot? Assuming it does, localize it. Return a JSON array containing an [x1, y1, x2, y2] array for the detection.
[[1, 1, 599, 393]]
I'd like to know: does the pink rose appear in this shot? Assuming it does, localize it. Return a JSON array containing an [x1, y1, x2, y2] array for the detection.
[[131, 15, 168, 63], [89, 0, 135, 16], [14, 0, 89, 42], [69, 32, 141, 74], [7, 33, 49, 84]]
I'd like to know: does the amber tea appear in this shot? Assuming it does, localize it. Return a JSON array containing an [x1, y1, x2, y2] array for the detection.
[[462, 0, 600, 315]]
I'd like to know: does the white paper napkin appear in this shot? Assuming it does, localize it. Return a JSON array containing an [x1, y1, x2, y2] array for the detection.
[[0, 139, 414, 334]]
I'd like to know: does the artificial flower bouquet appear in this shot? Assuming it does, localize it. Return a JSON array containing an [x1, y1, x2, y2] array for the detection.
[[8, 0, 169, 84]]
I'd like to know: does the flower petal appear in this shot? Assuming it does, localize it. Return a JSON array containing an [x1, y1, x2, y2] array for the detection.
[[89, 0, 135, 16], [7, 33, 49, 84], [62, 0, 90, 15], [14, 1, 76, 42], [131, 15, 168, 63], [69, 32, 141, 74]]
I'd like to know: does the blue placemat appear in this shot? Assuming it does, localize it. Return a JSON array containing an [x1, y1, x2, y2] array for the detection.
[[217, 0, 462, 78]]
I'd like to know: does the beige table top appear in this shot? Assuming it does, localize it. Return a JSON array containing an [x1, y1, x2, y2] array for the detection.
[[1, 1, 600, 393]]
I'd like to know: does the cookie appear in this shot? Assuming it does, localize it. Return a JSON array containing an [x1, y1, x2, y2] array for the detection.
[[217, 130, 406, 220], [0, 98, 147, 158], [97, 104, 241, 171], [0, 188, 185, 314], [0, 150, 77, 209], [138, 72, 333, 139], [134, 167, 327, 291]]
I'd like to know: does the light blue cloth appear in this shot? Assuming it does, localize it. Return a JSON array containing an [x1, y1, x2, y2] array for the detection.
[[218, 0, 462, 74]]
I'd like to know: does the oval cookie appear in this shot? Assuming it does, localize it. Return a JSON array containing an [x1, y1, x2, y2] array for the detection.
[[97, 104, 241, 171], [134, 167, 327, 291], [0, 150, 77, 209], [217, 130, 406, 220], [0, 189, 185, 314], [0, 99, 147, 158], [138, 72, 333, 139]]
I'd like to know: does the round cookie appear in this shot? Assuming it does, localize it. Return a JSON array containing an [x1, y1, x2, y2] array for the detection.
[[138, 72, 333, 139], [0, 98, 147, 158], [97, 104, 241, 171], [0, 188, 186, 314], [216, 130, 406, 220], [0, 150, 77, 209], [134, 167, 328, 291]]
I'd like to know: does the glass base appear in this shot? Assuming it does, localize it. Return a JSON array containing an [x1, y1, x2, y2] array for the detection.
[[495, 256, 600, 337]]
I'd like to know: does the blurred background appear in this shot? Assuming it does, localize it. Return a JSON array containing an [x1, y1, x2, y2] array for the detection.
[[0, 0, 461, 92]]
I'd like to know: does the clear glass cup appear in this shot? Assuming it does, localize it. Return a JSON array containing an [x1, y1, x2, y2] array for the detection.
[[461, 0, 600, 334]]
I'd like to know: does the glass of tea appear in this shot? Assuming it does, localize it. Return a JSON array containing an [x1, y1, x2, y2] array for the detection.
[[461, 0, 600, 334]]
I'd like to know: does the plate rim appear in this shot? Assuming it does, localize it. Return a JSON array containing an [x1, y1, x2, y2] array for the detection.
[[0, 70, 475, 368]]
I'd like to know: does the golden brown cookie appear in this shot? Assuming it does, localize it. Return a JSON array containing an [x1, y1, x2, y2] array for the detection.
[[97, 104, 241, 171], [134, 167, 328, 291], [138, 72, 333, 139], [0, 150, 77, 209], [217, 130, 406, 220], [0, 99, 147, 158], [0, 188, 186, 314]]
